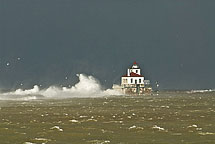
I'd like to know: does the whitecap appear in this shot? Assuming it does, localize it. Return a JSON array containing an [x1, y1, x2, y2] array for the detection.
[[198, 132, 215, 135], [152, 125, 165, 131], [69, 119, 79, 123], [50, 126, 63, 132], [23, 142, 36, 144], [129, 125, 136, 129]]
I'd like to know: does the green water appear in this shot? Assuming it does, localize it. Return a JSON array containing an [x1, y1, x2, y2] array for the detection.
[[0, 92, 215, 144]]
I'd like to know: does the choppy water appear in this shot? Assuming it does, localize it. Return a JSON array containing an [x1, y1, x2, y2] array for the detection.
[[0, 91, 215, 144]]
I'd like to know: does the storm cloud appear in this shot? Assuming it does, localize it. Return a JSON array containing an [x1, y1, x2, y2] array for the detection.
[[0, 0, 214, 90]]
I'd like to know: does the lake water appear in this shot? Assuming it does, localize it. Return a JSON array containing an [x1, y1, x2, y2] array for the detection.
[[0, 91, 215, 144]]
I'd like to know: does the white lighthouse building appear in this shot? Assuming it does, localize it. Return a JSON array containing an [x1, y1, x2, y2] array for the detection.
[[113, 62, 151, 95], [121, 61, 144, 86]]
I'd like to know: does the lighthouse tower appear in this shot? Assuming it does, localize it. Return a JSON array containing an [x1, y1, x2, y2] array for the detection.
[[120, 62, 150, 94], [121, 62, 144, 85]]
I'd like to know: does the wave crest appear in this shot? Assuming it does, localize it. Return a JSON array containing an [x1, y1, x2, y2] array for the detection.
[[186, 89, 215, 94], [0, 74, 122, 100]]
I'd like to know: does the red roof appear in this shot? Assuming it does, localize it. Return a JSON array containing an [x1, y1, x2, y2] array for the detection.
[[133, 61, 137, 65], [122, 72, 143, 77]]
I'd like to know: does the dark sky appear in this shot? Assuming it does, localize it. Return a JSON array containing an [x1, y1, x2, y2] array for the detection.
[[0, 0, 214, 90]]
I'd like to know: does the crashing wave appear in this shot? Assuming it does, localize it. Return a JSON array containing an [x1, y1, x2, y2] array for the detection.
[[0, 74, 122, 100]]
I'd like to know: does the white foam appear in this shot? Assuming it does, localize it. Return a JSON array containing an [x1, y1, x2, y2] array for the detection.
[[23, 142, 36, 144], [69, 119, 79, 123], [198, 132, 215, 135], [187, 89, 215, 94], [50, 126, 63, 131], [129, 125, 137, 129], [152, 125, 165, 131], [0, 74, 122, 100]]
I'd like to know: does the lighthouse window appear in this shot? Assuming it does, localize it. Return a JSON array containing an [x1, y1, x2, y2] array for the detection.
[[131, 78, 133, 83], [136, 70, 138, 73], [135, 80, 137, 84], [139, 79, 141, 83]]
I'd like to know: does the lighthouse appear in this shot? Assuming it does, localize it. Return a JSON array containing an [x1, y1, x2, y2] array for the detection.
[[121, 61, 144, 85], [113, 62, 151, 95]]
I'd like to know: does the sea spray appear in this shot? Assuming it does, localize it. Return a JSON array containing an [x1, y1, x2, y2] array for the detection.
[[0, 74, 122, 100]]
